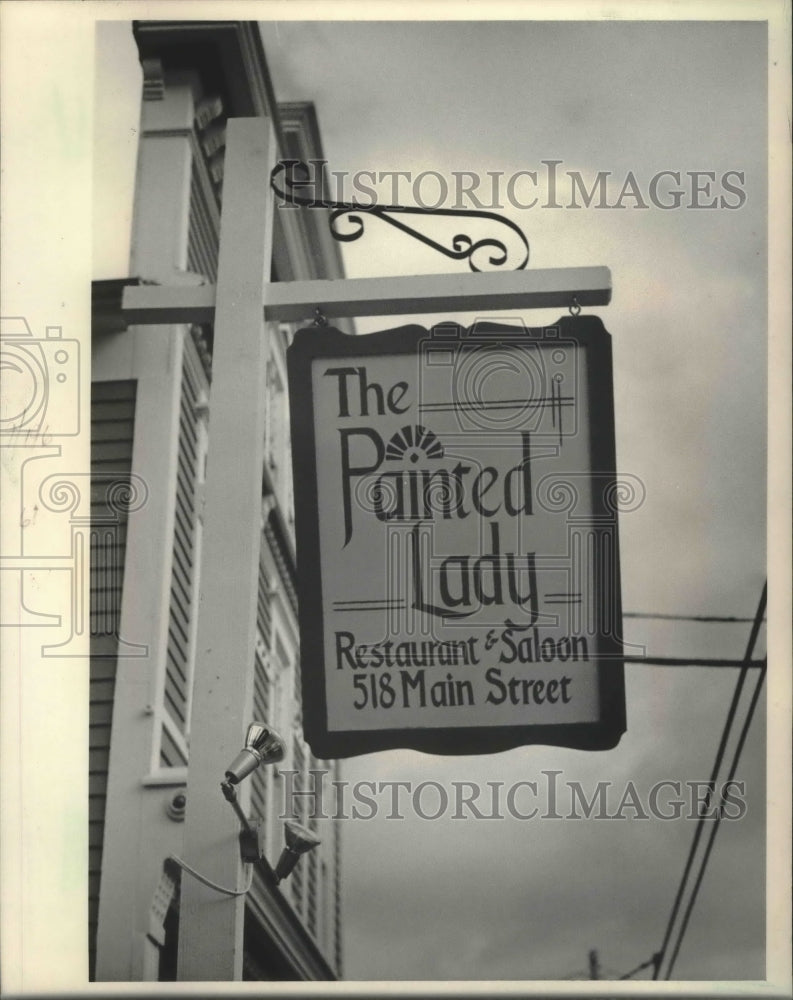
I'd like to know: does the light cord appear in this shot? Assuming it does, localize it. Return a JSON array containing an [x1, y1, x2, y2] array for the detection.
[[169, 854, 253, 897]]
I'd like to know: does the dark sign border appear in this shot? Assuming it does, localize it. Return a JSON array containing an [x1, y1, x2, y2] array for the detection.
[[288, 315, 626, 759]]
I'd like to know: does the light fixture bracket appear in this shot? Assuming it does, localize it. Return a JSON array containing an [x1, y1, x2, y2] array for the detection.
[[238, 820, 266, 864]]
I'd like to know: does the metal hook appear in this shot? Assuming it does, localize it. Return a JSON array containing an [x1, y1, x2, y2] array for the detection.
[[569, 296, 582, 317], [312, 308, 328, 327]]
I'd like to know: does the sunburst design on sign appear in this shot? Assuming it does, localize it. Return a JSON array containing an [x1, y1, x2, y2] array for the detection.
[[385, 424, 444, 463]]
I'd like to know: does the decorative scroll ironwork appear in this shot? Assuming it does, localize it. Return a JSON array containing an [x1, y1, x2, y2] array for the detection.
[[271, 160, 529, 272]]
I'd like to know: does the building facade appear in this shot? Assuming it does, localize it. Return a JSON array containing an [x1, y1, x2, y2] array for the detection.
[[90, 21, 348, 981]]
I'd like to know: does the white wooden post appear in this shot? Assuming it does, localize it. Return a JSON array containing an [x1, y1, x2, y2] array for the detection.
[[177, 118, 275, 981]]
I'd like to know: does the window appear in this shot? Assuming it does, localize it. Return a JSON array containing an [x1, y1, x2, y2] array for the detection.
[[265, 328, 295, 528], [158, 335, 208, 771]]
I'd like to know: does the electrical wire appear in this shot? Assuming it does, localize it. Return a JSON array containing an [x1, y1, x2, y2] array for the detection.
[[618, 952, 661, 979], [169, 854, 254, 897], [651, 582, 767, 980], [623, 612, 765, 624], [623, 655, 765, 668], [663, 654, 767, 978]]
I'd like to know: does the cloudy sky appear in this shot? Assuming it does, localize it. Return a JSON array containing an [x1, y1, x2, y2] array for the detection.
[[254, 17, 770, 982], [3, 4, 788, 992]]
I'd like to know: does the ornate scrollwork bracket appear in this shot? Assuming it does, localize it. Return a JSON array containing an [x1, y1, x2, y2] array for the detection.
[[271, 160, 530, 272]]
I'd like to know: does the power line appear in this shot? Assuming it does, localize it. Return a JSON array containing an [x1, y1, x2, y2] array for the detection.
[[652, 582, 767, 980], [664, 653, 767, 978], [624, 612, 765, 624], [618, 952, 662, 980], [623, 655, 764, 668]]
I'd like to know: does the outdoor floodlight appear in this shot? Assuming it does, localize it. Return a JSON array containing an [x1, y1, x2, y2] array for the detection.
[[224, 721, 285, 785], [274, 821, 322, 883]]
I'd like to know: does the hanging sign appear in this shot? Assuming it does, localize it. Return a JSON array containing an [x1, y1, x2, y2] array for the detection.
[[288, 315, 625, 758]]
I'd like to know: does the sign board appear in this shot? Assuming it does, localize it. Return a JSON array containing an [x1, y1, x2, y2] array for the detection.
[[288, 315, 625, 758]]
